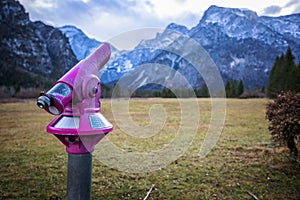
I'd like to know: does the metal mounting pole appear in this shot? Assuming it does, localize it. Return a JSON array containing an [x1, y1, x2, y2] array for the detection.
[[67, 153, 92, 200]]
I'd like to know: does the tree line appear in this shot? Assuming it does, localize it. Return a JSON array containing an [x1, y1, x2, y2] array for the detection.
[[101, 79, 245, 98], [225, 80, 244, 98], [267, 47, 300, 98]]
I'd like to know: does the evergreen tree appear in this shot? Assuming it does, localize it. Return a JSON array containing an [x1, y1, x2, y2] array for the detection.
[[112, 83, 121, 98], [153, 91, 161, 97], [283, 47, 296, 91], [267, 48, 298, 98], [231, 80, 238, 97], [200, 83, 209, 97], [267, 56, 281, 98], [225, 80, 241, 98], [100, 83, 111, 98], [161, 87, 175, 98], [237, 80, 244, 96], [194, 88, 201, 98], [225, 81, 231, 98]]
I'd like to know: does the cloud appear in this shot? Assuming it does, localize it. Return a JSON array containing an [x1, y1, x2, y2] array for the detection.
[[262, 5, 282, 15], [19, 0, 157, 40], [295, 5, 300, 13], [19, 0, 299, 42], [285, 0, 299, 8], [285, 0, 300, 13], [88, 0, 138, 14], [20, 0, 92, 25]]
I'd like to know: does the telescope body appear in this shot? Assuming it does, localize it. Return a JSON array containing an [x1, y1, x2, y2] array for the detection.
[[37, 43, 113, 154]]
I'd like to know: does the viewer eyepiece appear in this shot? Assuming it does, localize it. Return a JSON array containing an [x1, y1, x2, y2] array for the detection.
[[37, 96, 51, 109]]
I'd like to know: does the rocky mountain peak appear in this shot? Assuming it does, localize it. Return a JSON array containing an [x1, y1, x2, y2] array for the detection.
[[59, 25, 101, 61], [0, 0, 29, 26], [201, 5, 258, 25], [166, 23, 189, 34]]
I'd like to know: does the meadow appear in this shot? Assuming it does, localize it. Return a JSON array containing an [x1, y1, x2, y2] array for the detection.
[[0, 98, 299, 199]]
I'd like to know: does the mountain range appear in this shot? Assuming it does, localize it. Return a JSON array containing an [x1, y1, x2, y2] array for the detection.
[[1, 0, 300, 96], [60, 6, 300, 89]]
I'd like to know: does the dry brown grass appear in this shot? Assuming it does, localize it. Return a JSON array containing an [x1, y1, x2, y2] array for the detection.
[[0, 98, 299, 199]]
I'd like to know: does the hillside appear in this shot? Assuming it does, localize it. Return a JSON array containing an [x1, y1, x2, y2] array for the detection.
[[0, 0, 78, 97]]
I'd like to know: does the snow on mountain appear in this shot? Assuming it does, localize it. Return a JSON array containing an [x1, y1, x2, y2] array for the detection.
[[188, 6, 300, 88], [63, 5, 300, 89], [198, 5, 286, 45], [59, 25, 102, 61]]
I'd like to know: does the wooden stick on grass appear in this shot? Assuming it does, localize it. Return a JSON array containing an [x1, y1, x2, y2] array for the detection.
[[247, 190, 259, 200], [143, 184, 155, 200]]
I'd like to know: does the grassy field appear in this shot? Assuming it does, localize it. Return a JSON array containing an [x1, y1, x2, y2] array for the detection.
[[0, 98, 299, 199]]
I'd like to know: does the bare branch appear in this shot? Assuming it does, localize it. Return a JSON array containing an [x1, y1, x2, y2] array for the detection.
[[247, 190, 259, 200], [143, 184, 155, 200]]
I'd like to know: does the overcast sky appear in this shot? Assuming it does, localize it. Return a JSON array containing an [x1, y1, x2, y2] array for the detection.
[[19, 0, 300, 42]]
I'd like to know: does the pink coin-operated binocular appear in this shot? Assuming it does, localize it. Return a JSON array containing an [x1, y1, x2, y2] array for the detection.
[[37, 43, 113, 153], [37, 43, 113, 199]]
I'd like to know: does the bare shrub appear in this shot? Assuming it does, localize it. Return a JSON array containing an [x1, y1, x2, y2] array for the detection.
[[266, 91, 300, 161]]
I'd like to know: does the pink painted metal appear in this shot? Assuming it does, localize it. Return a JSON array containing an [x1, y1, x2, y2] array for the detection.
[[39, 43, 113, 154]]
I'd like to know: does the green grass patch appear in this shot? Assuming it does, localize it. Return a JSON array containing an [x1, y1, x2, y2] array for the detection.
[[0, 98, 299, 199]]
